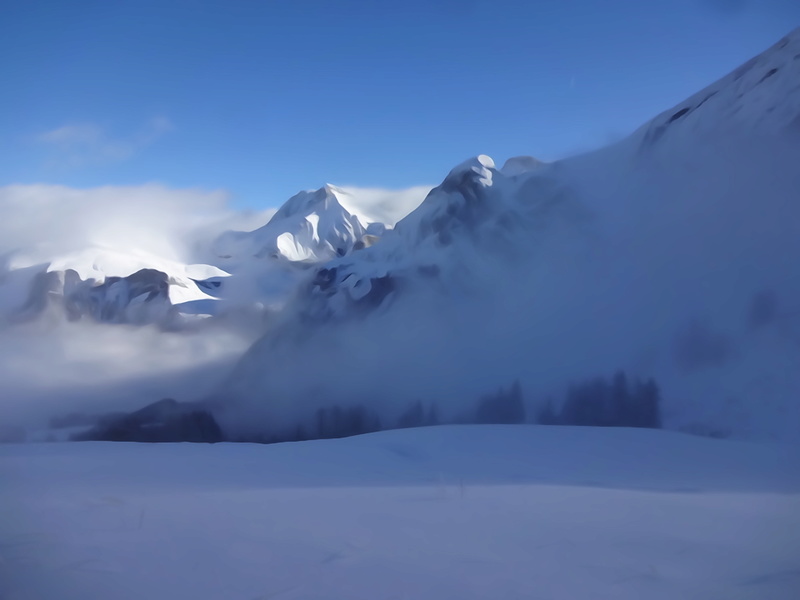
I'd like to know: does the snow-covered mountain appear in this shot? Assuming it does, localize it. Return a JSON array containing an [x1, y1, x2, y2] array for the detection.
[[3, 30, 798, 443], [2, 245, 229, 326], [1, 184, 429, 326], [213, 185, 371, 265], [214, 29, 800, 442], [212, 183, 430, 264], [203, 184, 429, 311], [202, 185, 383, 314], [293, 28, 800, 324]]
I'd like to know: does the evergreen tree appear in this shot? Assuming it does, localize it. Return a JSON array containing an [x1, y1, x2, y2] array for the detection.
[[475, 380, 526, 424], [398, 400, 425, 429], [551, 371, 662, 429], [425, 403, 440, 426], [535, 397, 560, 425]]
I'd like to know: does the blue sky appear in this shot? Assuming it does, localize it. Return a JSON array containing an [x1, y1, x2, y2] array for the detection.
[[1, 0, 798, 209]]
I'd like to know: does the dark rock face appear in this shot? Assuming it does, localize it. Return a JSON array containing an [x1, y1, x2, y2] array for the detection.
[[312, 267, 339, 291], [13, 269, 63, 319], [12, 267, 180, 325], [359, 275, 395, 310], [79, 268, 172, 323], [73, 398, 224, 443]]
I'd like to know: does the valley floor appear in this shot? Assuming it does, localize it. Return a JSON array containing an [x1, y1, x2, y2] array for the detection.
[[1, 425, 799, 600]]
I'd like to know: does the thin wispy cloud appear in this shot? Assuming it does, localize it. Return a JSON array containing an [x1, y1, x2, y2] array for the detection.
[[36, 116, 174, 168]]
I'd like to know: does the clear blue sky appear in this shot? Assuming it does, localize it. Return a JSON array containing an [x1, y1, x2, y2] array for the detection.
[[1, 0, 798, 208]]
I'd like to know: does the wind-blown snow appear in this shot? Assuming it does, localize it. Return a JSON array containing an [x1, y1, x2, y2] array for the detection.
[[217, 29, 800, 442], [2, 426, 798, 599]]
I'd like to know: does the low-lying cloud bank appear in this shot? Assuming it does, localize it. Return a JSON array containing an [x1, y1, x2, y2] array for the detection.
[[0, 183, 271, 438], [0, 182, 434, 439]]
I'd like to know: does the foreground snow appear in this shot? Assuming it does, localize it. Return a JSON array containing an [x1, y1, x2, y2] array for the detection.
[[2, 426, 798, 599]]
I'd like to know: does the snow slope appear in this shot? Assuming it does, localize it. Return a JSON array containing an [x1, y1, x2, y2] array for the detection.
[[2, 426, 798, 600], [303, 28, 800, 322], [217, 30, 800, 441]]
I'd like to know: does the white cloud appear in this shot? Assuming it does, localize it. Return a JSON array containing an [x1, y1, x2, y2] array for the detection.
[[0, 182, 268, 436], [36, 116, 174, 167], [0, 181, 433, 438], [334, 185, 433, 227], [39, 123, 104, 146], [0, 314, 253, 436], [0, 183, 232, 265]]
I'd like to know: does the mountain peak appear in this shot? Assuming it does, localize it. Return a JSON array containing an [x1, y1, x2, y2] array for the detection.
[[271, 185, 343, 222], [443, 155, 496, 189]]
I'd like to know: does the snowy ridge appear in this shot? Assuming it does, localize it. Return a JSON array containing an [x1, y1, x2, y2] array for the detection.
[[4, 245, 229, 325], [635, 27, 800, 148], [295, 29, 800, 324], [500, 155, 545, 176], [298, 153, 570, 321], [301, 157, 498, 317], [217, 30, 800, 442]]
